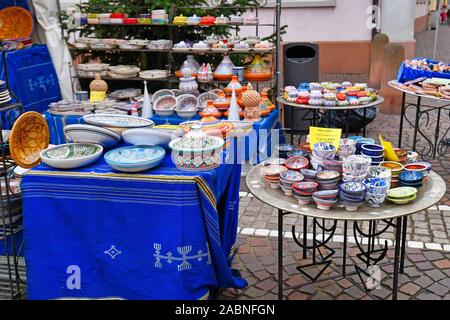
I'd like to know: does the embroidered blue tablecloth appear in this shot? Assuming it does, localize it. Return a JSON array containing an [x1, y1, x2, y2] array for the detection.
[[21, 155, 246, 300], [44, 109, 284, 162]]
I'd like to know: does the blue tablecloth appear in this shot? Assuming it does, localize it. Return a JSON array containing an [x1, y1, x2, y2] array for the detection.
[[397, 58, 450, 83], [44, 109, 284, 161], [21, 155, 246, 300]]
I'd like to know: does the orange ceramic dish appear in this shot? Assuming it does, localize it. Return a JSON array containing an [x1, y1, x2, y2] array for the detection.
[[0, 6, 33, 39], [9, 111, 50, 168], [199, 111, 223, 118], [244, 72, 272, 82], [213, 73, 233, 81]]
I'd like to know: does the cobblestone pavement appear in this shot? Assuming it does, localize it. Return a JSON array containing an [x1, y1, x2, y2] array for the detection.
[[224, 27, 450, 300]]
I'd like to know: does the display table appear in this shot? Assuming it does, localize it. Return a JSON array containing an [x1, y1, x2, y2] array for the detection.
[[388, 80, 450, 160], [44, 110, 284, 162], [21, 155, 247, 300], [277, 97, 384, 144], [246, 163, 446, 300]]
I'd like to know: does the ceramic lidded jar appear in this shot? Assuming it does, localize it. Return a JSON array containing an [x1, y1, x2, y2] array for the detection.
[[213, 55, 235, 81], [179, 76, 198, 94], [89, 73, 108, 102], [245, 54, 271, 82], [201, 100, 221, 122], [224, 76, 242, 96], [242, 83, 261, 122]]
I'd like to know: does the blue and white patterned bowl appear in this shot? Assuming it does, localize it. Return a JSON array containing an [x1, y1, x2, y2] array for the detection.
[[363, 178, 389, 195], [105, 145, 166, 172], [361, 144, 384, 157]]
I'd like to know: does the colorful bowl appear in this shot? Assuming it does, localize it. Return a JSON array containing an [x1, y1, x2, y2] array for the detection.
[[361, 144, 384, 157], [285, 156, 309, 171], [104, 145, 165, 172], [379, 161, 404, 176], [41, 143, 103, 169]]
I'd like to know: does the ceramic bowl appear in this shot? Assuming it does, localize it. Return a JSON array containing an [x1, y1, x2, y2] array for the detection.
[[316, 170, 341, 181], [83, 114, 155, 131], [312, 142, 336, 160], [366, 192, 387, 208], [342, 172, 367, 183], [263, 158, 286, 166], [261, 164, 288, 177], [379, 161, 404, 176], [313, 189, 339, 200], [40, 143, 103, 169], [64, 124, 121, 149], [105, 145, 166, 172], [292, 181, 319, 195], [363, 178, 388, 195], [404, 163, 428, 177], [122, 128, 181, 148], [287, 149, 309, 159], [355, 138, 375, 153], [277, 144, 295, 158], [361, 144, 384, 157], [399, 170, 424, 183], [152, 89, 175, 103], [279, 170, 304, 184], [387, 194, 417, 205], [367, 166, 391, 180], [339, 138, 357, 153], [300, 169, 318, 181], [312, 195, 338, 210], [293, 194, 313, 205], [153, 95, 177, 117], [343, 155, 372, 175], [323, 160, 343, 172], [285, 156, 309, 171], [387, 186, 417, 199], [339, 181, 366, 195]]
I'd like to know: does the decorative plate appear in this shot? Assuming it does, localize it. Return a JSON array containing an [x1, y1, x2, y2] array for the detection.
[[64, 124, 121, 148], [0, 6, 33, 39], [83, 114, 154, 128], [387, 187, 418, 199], [151, 89, 174, 103], [10, 111, 50, 168], [105, 146, 166, 173], [40, 143, 103, 169]]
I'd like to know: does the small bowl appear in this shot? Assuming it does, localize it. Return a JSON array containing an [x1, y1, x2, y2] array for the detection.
[[399, 170, 424, 183], [363, 178, 389, 195], [285, 156, 309, 171], [342, 172, 367, 183], [379, 161, 404, 176], [312, 142, 336, 159], [361, 144, 384, 157], [366, 192, 387, 208], [287, 149, 309, 158], [404, 163, 428, 176], [339, 181, 366, 195], [280, 170, 304, 184], [292, 181, 319, 194]]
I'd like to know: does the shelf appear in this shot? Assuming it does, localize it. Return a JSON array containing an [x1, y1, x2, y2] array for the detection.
[[68, 44, 170, 53], [81, 22, 275, 27], [76, 75, 170, 82]]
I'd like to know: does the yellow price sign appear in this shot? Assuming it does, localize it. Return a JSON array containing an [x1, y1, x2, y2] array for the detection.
[[90, 91, 106, 103], [379, 135, 399, 161], [309, 126, 342, 150]]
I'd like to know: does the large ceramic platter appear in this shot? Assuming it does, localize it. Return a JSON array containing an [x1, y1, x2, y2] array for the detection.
[[40, 143, 103, 169], [83, 114, 154, 128], [64, 124, 121, 148], [104, 145, 166, 172], [0, 6, 33, 39], [10, 111, 50, 169], [122, 128, 176, 147]]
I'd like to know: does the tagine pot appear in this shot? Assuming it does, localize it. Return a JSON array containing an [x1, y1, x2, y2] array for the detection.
[[200, 100, 222, 120], [224, 76, 243, 96], [213, 55, 235, 81], [245, 54, 272, 82]]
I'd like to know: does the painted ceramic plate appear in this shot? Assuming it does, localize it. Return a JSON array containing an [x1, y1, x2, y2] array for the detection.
[[10, 111, 50, 168], [64, 124, 121, 148], [387, 187, 418, 199], [83, 114, 154, 128], [40, 143, 103, 169], [0, 6, 33, 39], [104, 145, 166, 172]]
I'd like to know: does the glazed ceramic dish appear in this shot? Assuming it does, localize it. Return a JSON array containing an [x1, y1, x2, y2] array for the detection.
[[122, 128, 178, 148], [64, 124, 121, 148], [10, 111, 50, 168], [153, 95, 177, 117], [83, 114, 154, 129], [105, 145, 166, 172], [40, 143, 103, 169]]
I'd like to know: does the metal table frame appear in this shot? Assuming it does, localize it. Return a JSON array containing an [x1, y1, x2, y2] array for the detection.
[[246, 165, 446, 300], [389, 81, 450, 160], [277, 97, 384, 146]]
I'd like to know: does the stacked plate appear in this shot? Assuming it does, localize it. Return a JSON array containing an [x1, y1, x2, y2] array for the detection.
[[279, 170, 304, 196], [316, 170, 341, 190], [339, 182, 367, 211], [261, 164, 288, 189], [399, 171, 424, 189], [292, 181, 319, 205], [312, 189, 339, 211], [0, 81, 11, 105], [387, 187, 418, 205]]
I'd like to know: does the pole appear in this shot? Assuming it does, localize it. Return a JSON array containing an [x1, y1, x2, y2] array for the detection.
[[433, 0, 441, 60], [276, 0, 282, 111]]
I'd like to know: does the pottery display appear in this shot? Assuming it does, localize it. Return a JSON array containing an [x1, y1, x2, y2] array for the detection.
[[224, 76, 243, 96], [339, 182, 366, 211], [64, 124, 121, 148], [197, 91, 219, 110], [387, 187, 418, 205], [169, 125, 225, 171], [245, 54, 271, 82], [179, 76, 199, 94], [200, 15, 216, 26], [292, 181, 319, 205], [200, 100, 222, 120], [10, 111, 50, 169], [152, 89, 174, 103], [213, 55, 235, 81], [399, 171, 424, 189], [175, 94, 199, 119], [279, 170, 304, 196], [40, 143, 103, 169], [153, 95, 177, 117], [197, 64, 213, 83], [83, 114, 155, 133], [213, 92, 230, 111], [312, 190, 339, 210], [285, 156, 309, 171], [105, 145, 166, 172]]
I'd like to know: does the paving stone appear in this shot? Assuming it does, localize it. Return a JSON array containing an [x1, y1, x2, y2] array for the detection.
[[426, 269, 447, 282], [426, 283, 449, 297], [423, 251, 445, 261], [253, 270, 271, 281], [346, 286, 366, 300], [438, 278, 450, 289], [408, 254, 426, 262], [400, 282, 421, 296], [311, 292, 333, 300], [433, 259, 450, 269], [414, 276, 434, 288], [415, 261, 435, 271], [298, 284, 317, 295], [243, 286, 266, 298], [288, 291, 309, 300], [245, 262, 264, 273], [256, 278, 277, 292], [322, 283, 343, 297]]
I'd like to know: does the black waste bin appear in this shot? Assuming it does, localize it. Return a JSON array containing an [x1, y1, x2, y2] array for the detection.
[[283, 43, 319, 132]]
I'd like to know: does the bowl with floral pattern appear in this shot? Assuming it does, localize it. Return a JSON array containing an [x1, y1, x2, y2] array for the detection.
[[285, 156, 309, 171], [41, 143, 103, 169], [105, 145, 165, 172]]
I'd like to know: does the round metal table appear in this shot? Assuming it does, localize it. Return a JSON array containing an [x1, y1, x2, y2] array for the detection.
[[277, 97, 385, 144], [246, 163, 446, 300], [388, 80, 450, 160]]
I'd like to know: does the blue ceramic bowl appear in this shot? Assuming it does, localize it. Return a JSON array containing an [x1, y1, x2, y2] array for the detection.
[[287, 149, 310, 159], [348, 136, 365, 141], [361, 144, 384, 157], [105, 145, 166, 172], [355, 138, 376, 154], [399, 171, 424, 183], [339, 181, 366, 195]]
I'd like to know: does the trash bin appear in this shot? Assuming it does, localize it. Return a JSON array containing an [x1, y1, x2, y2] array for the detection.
[[283, 43, 319, 131]]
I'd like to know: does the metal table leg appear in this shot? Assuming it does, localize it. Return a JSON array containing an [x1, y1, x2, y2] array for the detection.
[[392, 217, 403, 300], [278, 209, 284, 300], [398, 92, 406, 148], [412, 97, 422, 152], [433, 107, 442, 160], [363, 108, 367, 137], [400, 216, 408, 274], [303, 215, 308, 259], [343, 220, 347, 275]]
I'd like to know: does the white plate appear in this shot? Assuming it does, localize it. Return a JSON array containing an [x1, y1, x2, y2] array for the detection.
[[64, 124, 121, 148], [83, 114, 154, 128], [122, 128, 177, 147]]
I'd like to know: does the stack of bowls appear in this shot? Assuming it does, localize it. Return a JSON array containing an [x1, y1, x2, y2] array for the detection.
[[379, 161, 404, 188], [387, 187, 418, 205], [404, 162, 429, 180], [361, 144, 385, 165], [279, 170, 304, 196], [316, 170, 341, 190], [312, 190, 339, 211], [311, 142, 336, 171], [261, 164, 288, 189], [398, 171, 424, 189], [338, 138, 357, 159], [342, 155, 372, 182], [277, 144, 295, 159], [339, 182, 367, 211], [292, 182, 319, 205], [355, 138, 375, 154], [301, 169, 318, 182], [287, 149, 309, 159], [363, 178, 389, 208], [393, 148, 408, 164], [367, 166, 392, 190], [285, 156, 309, 171]]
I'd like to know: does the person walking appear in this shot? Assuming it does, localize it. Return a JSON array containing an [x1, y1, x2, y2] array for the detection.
[[441, 5, 448, 24]]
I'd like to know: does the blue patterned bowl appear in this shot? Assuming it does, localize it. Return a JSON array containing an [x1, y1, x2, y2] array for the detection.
[[105, 145, 166, 172], [361, 144, 384, 157], [399, 170, 424, 183]]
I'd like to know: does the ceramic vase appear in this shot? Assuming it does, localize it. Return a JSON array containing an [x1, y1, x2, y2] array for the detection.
[[179, 76, 198, 94], [242, 84, 261, 122]]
